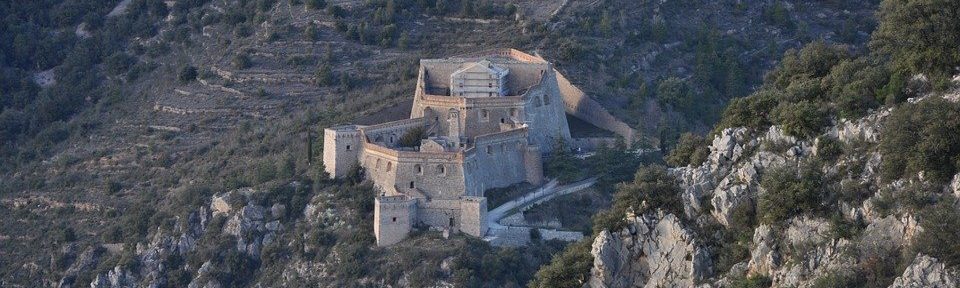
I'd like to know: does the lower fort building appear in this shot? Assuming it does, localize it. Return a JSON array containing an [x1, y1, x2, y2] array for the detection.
[[323, 49, 632, 246]]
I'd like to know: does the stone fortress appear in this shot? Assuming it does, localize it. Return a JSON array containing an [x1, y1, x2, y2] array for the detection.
[[324, 49, 636, 246]]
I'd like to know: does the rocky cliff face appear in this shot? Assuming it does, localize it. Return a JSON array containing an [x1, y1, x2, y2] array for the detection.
[[586, 90, 960, 287], [589, 211, 711, 288]]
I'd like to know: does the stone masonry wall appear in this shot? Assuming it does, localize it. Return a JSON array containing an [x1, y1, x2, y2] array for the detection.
[[374, 196, 416, 246], [323, 126, 362, 178], [555, 70, 637, 145], [459, 196, 488, 237]]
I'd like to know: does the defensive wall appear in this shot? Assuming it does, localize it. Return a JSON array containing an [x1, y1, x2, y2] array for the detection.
[[555, 70, 637, 145]]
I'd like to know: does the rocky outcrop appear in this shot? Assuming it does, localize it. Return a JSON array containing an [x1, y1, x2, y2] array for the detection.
[[673, 127, 792, 227], [889, 255, 959, 288], [588, 211, 711, 288]]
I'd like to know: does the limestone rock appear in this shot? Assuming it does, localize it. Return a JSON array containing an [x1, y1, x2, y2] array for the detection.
[[747, 225, 780, 276], [785, 217, 831, 247], [589, 211, 711, 288], [888, 255, 959, 288], [859, 215, 920, 258]]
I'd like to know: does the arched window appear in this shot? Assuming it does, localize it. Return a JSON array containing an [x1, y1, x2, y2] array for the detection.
[[386, 161, 392, 171]]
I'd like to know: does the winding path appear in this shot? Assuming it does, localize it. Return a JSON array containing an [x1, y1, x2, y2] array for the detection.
[[483, 177, 598, 246]]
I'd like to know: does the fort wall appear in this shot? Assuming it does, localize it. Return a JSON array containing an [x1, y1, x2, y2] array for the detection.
[[374, 196, 416, 246], [459, 196, 488, 237], [463, 129, 530, 195], [323, 125, 362, 178], [555, 70, 637, 145], [521, 69, 572, 149], [361, 117, 426, 147]]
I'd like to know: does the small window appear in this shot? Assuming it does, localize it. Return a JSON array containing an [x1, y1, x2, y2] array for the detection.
[[392, 217, 397, 222], [449, 217, 455, 227], [543, 94, 551, 105], [510, 108, 517, 117], [486, 146, 492, 154], [409, 181, 415, 189], [415, 164, 422, 174], [437, 164, 445, 175], [386, 161, 392, 171], [346, 145, 351, 150], [500, 118, 505, 124], [481, 109, 489, 120], [488, 83, 492, 88]]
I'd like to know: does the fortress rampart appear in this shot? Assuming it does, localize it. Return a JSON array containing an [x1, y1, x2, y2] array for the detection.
[[323, 49, 637, 246]]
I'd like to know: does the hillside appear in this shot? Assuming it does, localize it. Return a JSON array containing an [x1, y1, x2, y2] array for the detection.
[[530, 0, 960, 286], [0, 0, 897, 287]]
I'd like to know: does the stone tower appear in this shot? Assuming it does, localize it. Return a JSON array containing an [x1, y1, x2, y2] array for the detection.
[[323, 125, 362, 179]]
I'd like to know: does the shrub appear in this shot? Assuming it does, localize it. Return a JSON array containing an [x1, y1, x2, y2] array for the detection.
[[656, 77, 693, 114], [665, 133, 709, 167], [545, 138, 582, 183], [771, 100, 828, 139], [232, 54, 251, 69], [916, 201, 960, 266], [730, 274, 772, 288], [528, 239, 593, 288], [303, 24, 319, 41], [305, 0, 326, 9], [327, 5, 345, 18], [397, 126, 425, 147], [611, 165, 683, 217], [177, 66, 198, 83], [880, 98, 960, 183], [871, 0, 960, 81], [814, 136, 843, 162], [715, 90, 778, 132], [757, 162, 824, 224], [315, 64, 333, 86]]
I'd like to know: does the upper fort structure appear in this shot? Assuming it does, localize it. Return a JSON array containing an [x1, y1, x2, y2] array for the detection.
[[323, 49, 636, 246]]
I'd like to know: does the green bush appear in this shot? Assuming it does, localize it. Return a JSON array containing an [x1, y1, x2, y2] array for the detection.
[[665, 133, 709, 167], [879, 98, 960, 183], [771, 100, 828, 139], [814, 136, 843, 162], [545, 138, 583, 184], [178, 66, 198, 83], [610, 165, 684, 217], [397, 126, 425, 147], [656, 77, 694, 114], [232, 53, 251, 69], [730, 274, 772, 288], [305, 0, 326, 9], [714, 90, 778, 132], [916, 201, 960, 266], [528, 239, 593, 288], [871, 0, 960, 81], [757, 162, 824, 223]]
